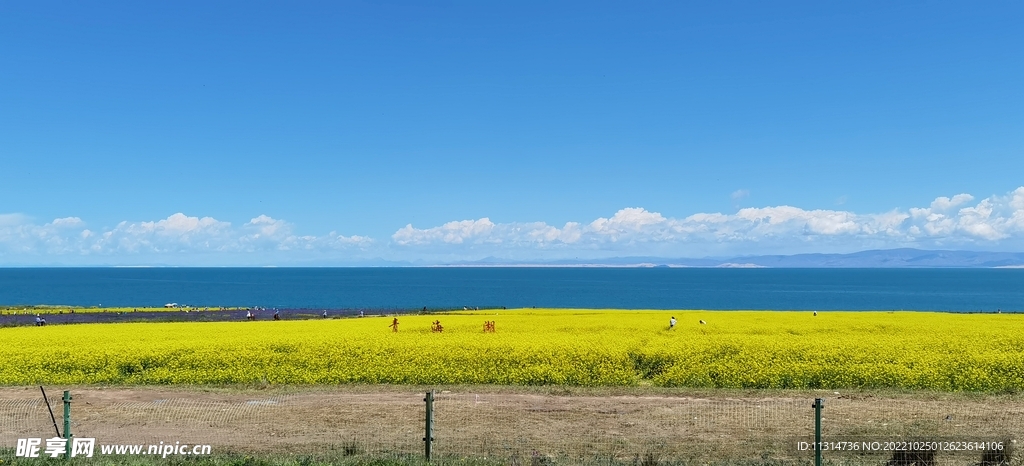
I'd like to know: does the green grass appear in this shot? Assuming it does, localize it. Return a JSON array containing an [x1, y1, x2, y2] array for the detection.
[[0, 306, 245, 315]]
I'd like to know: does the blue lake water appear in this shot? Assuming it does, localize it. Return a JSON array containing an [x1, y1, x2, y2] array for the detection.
[[1, 268, 1022, 312]]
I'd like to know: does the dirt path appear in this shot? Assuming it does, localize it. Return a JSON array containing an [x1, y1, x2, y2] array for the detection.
[[2, 386, 1021, 463]]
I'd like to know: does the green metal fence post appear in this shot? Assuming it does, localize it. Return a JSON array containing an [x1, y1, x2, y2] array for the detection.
[[424, 391, 434, 461], [63, 390, 72, 458], [813, 398, 824, 466]]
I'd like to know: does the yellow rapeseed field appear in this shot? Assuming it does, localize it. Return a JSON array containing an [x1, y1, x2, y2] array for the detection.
[[2, 310, 1022, 390]]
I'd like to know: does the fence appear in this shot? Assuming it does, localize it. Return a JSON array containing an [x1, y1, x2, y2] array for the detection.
[[1, 388, 1021, 464]]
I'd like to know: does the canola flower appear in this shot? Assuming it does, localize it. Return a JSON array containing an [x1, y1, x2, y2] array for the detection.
[[2, 310, 1022, 391]]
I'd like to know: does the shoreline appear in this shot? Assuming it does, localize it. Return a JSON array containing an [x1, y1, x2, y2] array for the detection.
[[2, 306, 1020, 329]]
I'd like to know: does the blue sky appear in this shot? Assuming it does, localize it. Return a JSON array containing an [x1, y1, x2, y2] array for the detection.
[[1, 1, 1023, 265]]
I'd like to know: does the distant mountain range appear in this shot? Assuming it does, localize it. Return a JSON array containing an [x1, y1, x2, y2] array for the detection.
[[444, 249, 1024, 268]]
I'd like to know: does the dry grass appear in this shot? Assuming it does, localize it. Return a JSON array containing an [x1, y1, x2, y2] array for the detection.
[[2, 386, 1021, 464]]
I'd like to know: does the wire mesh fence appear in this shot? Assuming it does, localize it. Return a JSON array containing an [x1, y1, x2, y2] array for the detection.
[[1, 389, 1021, 465], [431, 393, 814, 464], [1, 391, 421, 457], [819, 396, 1023, 466]]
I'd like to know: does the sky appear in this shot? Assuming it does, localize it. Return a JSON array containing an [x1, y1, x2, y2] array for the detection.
[[1, 1, 1023, 265]]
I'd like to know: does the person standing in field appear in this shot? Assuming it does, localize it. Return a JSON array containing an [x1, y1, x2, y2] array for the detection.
[[669, 316, 676, 330], [390, 317, 399, 332]]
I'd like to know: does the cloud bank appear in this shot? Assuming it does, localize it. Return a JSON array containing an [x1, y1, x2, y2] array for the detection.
[[0, 213, 373, 265], [392, 187, 1024, 258], [2, 187, 1024, 265]]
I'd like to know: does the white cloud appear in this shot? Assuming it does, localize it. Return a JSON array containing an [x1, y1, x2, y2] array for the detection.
[[246, 214, 291, 238], [48, 217, 85, 228], [329, 232, 375, 247], [590, 207, 667, 234], [392, 217, 595, 251], [239, 215, 297, 250], [392, 218, 496, 246], [0, 213, 30, 228], [731, 189, 750, 201], [93, 214, 234, 254], [0, 213, 372, 262], [1011, 187, 1024, 211], [930, 193, 974, 212]]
